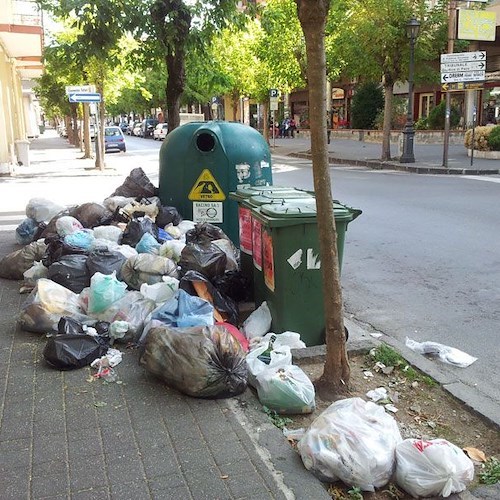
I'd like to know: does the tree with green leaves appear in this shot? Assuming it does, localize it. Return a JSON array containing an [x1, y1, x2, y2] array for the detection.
[[295, 0, 350, 394], [329, 0, 447, 160], [148, 0, 251, 133]]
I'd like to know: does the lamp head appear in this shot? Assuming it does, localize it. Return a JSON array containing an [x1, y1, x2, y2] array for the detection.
[[406, 18, 420, 40]]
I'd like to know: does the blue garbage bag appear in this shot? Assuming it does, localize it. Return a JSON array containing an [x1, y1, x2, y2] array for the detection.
[[151, 289, 214, 328], [16, 218, 39, 245], [136, 232, 161, 254], [64, 229, 95, 250]]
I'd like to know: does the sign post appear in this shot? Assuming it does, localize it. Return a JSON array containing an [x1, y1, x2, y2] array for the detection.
[[269, 89, 279, 148]]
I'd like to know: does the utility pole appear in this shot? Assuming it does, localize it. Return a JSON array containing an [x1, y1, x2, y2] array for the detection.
[[442, 0, 457, 168]]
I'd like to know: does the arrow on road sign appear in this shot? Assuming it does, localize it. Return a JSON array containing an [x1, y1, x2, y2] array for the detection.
[[68, 92, 101, 103]]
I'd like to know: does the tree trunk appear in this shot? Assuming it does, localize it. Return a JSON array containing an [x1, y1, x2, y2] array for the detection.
[[69, 104, 79, 146], [296, 0, 350, 395], [165, 52, 184, 132], [381, 76, 394, 161]]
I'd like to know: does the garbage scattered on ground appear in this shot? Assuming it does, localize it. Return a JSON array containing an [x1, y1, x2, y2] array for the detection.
[[395, 438, 474, 497], [298, 397, 402, 491], [405, 337, 477, 367], [0, 167, 483, 497]]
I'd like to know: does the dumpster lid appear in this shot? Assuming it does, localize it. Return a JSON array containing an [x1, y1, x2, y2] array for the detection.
[[260, 201, 317, 218], [249, 190, 315, 206], [229, 185, 291, 201]]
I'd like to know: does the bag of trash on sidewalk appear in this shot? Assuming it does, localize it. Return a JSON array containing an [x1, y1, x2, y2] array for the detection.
[[395, 438, 474, 498], [121, 216, 157, 247], [48, 254, 90, 293], [110, 167, 157, 199], [56, 216, 84, 237], [39, 208, 74, 239], [180, 270, 239, 325], [92, 225, 123, 244], [15, 218, 39, 245], [64, 229, 95, 250], [297, 397, 402, 491], [90, 291, 156, 343], [178, 243, 228, 280], [0, 240, 47, 280], [212, 270, 250, 303], [121, 254, 178, 290], [70, 202, 113, 228], [139, 324, 248, 398], [103, 196, 135, 213], [156, 205, 182, 227], [88, 271, 127, 314], [135, 232, 161, 254], [185, 222, 231, 246], [140, 278, 179, 304], [18, 278, 90, 333], [242, 301, 272, 340], [86, 248, 127, 278], [43, 334, 108, 370], [26, 198, 65, 223], [158, 240, 185, 262], [405, 337, 477, 367], [23, 260, 48, 286], [121, 197, 160, 219], [246, 338, 292, 387], [151, 289, 214, 328], [256, 365, 315, 414]]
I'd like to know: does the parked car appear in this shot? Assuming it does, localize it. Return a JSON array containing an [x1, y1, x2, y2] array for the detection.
[[119, 122, 128, 133], [104, 126, 126, 153], [139, 118, 159, 138], [132, 123, 142, 136], [153, 123, 169, 140]]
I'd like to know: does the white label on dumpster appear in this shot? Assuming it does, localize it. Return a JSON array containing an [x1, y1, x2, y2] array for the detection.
[[307, 249, 321, 269], [193, 202, 223, 223], [287, 249, 303, 270]]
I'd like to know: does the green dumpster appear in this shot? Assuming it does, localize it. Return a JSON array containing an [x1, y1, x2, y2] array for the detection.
[[252, 200, 362, 346], [159, 121, 273, 244], [229, 188, 315, 301]]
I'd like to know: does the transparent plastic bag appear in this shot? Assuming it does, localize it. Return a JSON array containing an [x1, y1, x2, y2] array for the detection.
[[88, 271, 128, 314], [64, 229, 95, 250], [0, 240, 47, 280], [135, 232, 161, 254], [93, 225, 123, 244], [15, 218, 39, 245], [256, 365, 315, 414], [56, 216, 84, 237], [140, 278, 179, 304], [246, 341, 292, 387], [26, 198, 65, 223], [298, 397, 402, 491], [158, 240, 186, 262], [242, 301, 272, 340], [405, 337, 477, 367], [121, 254, 178, 290], [23, 261, 48, 286]]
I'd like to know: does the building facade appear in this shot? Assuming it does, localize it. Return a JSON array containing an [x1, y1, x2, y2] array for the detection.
[[0, 0, 43, 174]]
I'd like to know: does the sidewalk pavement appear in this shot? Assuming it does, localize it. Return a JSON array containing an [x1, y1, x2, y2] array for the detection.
[[270, 134, 500, 175], [0, 130, 497, 500]]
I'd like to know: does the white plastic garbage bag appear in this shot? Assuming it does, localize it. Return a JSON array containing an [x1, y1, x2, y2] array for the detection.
[[26, 197, 65, 223], [158, 240, 186, 262], [405, 337, 477, 367], [256, 365, 315, 414], [242, 301, 272, 340], [23, 261, 48, 286], [93, 225, 123, 244], [140, 278, 179, 304], [298, 397, 402, 491], [246, 341, 292, 387], [55, 216, 83, 237], [261, 331, 306, 350], [395, 438, 474, 498]]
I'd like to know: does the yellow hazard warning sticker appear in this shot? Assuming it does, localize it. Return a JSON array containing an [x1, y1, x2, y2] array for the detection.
[[188, 169, 226, 201]]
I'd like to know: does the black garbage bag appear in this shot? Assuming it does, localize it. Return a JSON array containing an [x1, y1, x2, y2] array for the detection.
[[48, 254, 90, 293], [43, 334, 108, 370], [86, 248, 127, 278], [156, 205, 182, 228], [110, 167, 158, 199], [15, 218, 39, 245], [42, 237, 89, 267], [185, 223, 230, 246], [139, 324, 248, 398], [69, 203, 114, 228], [180, 270, 238, 326], [178, 243, 227, 280], [121, 217, 158, 248], [39, 208, 74, 239], [212, 270, 251, 303], [94, 321, 110, 337], [57, 316, 85, 335]]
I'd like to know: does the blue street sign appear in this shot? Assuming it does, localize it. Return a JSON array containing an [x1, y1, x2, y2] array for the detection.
[[68, 92, 101, 103]]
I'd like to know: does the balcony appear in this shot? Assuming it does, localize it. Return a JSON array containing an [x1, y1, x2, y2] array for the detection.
[[0, 0, 44, 78]]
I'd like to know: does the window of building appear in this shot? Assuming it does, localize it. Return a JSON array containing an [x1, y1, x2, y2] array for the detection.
[[419, 93, 434, 119]]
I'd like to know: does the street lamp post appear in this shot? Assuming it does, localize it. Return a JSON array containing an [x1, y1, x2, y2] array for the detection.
[[400, 18, 420, 163]]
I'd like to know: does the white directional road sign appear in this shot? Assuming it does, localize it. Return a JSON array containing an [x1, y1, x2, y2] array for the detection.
[[440, 51, 486, 64], [65, 85, 95, 94], [440, 51, 486, 84], [68, 92, 101, 103]]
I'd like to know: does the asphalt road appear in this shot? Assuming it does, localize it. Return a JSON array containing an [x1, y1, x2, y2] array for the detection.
[[271, 154, 500, 420]]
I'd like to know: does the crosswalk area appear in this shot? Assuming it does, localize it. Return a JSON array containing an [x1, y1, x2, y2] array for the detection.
[[0, 212, 25, 232]]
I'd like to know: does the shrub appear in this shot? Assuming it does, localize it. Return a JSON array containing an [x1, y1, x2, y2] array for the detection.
[[464, 126, 494, 151], [427, 100, 460, 129], [486, 125, 500, 151], [351, 82, 384, 129], [414, 117, 429, 130]]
